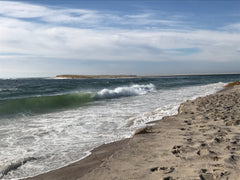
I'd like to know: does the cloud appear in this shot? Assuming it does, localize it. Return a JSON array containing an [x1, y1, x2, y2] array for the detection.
[[0, 1, 49, 18], [0, 21, 239, 63], [0, 1, 180, 28], [122, 13, 180, 27], [0, 1, 104, 28], [0, 1, 240, 65], [165, 48, 201, 55], [0, 1, 96, 20], [222, 23, 240, 32]]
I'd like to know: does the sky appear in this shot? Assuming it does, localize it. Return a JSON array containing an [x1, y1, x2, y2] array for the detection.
[[0, 0, 240, 78]]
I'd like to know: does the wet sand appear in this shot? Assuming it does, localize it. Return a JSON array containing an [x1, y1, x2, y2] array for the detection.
[[26, 84, 240, 180]]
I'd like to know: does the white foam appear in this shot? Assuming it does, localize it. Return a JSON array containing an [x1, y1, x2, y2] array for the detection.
[[129, 82, 225, 129], [95, 84, 155, 99], [0, 88, 18, 92]]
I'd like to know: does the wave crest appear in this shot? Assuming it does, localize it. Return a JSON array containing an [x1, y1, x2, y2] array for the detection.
[[95, 84, 155, 99]]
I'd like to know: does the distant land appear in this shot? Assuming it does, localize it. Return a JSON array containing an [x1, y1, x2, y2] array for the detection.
[[55, 74, 172, 79], [56, 75, 137, 79], [56, 73, 240, 79]]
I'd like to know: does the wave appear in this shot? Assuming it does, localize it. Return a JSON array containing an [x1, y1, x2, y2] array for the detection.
[[0, 93, 93, 116], [0, 84, 155, 117], [94, 84, 155, 99], [0, 88, 18, 92], [0, 157, 37, 179]]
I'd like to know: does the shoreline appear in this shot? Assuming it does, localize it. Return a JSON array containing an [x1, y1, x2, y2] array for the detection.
[[25, 83, 240, 179], [24, 139, 130, 180]]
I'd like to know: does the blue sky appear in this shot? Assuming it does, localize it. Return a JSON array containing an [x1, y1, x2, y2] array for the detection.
[[0, 0, 240, 78]]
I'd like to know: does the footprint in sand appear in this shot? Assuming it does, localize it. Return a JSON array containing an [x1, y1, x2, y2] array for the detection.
[[224, 154, 240, 164], [184, 120, 192, 125], [150, 166, 175, 174], [171, 145, 195, 158], [199, 168, 230, 180], [171, 145, 183, 157], [162, 176, 174, 180], [197, 148, 219, 161]]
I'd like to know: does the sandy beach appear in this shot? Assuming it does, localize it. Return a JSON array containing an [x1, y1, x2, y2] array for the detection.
[[25, 83, 240, 180]]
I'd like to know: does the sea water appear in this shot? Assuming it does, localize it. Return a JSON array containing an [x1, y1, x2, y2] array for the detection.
[[1, 74, 240, 179]]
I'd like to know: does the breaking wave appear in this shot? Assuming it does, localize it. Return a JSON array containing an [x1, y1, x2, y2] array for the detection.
[[94, 84, 156, 99], [0, 84, 155, 116]]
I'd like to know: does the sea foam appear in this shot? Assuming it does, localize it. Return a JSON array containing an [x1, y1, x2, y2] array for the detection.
[[95, 84, 155, 99]]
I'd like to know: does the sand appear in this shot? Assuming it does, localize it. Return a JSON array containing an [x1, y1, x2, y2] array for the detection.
[[25, 84, 240, 180]]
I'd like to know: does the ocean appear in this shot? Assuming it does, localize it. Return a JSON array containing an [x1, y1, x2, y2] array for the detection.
[[1, 74, 240, 179]]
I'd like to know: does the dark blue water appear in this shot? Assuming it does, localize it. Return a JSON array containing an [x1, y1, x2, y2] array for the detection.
[[1, 74, 240, 117], [2, 74, 240, 99]]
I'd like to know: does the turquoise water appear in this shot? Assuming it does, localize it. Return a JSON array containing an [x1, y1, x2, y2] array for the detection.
[[0, 74, 240, 179]]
